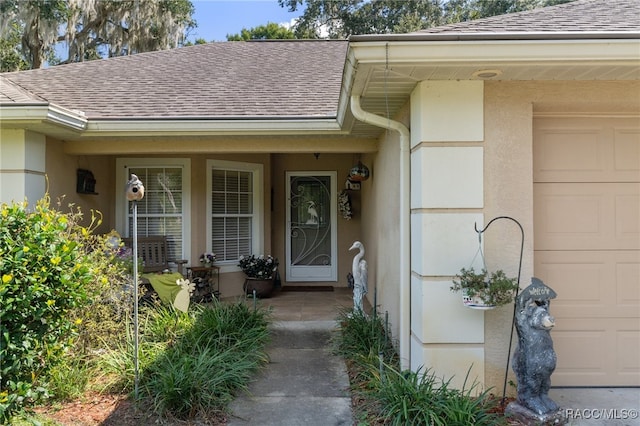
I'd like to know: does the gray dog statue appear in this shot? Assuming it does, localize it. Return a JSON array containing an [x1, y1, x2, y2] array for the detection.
[[506, 277, 567, 425]]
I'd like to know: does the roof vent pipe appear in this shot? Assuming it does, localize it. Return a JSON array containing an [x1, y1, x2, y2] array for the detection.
[[350, 95, 411, 370]]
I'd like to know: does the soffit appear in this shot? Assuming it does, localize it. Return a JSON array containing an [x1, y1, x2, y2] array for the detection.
[[344, 38, 640, 137]]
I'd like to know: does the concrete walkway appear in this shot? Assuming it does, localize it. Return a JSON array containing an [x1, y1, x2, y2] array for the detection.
[[225, 288, 639, 426], [227, 320, 352, 426]]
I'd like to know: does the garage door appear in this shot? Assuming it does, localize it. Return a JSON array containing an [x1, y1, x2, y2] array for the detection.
[[533, 116, 640, 387]]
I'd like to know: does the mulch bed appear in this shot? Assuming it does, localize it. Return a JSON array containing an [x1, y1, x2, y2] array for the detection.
[[33, 391, 228, 426]]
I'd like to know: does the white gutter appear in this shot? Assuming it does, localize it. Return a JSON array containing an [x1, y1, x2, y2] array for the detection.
[[0, 104, 87, 131], [84, 117, 345, 136], [350, 95, 411, 370]]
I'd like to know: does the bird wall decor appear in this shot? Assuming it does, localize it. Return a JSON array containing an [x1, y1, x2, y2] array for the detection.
[[306, 200, 319, 225]]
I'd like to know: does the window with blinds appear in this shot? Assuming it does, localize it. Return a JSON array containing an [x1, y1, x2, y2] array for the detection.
[[125, 166, 184, 260], [208, 160, 263, 264]]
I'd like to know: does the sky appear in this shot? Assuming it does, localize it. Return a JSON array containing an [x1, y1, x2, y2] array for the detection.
[[188, 1, 304, 42]]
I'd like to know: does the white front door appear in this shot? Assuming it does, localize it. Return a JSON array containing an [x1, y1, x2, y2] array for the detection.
[[286, 172, 337, 282]]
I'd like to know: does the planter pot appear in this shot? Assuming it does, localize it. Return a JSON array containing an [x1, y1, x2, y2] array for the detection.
[[244, 277, 275, 298], [462, 291, 496, 310]]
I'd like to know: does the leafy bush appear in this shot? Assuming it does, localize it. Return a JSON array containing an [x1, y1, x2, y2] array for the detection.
[[0, 197, 118, 421]]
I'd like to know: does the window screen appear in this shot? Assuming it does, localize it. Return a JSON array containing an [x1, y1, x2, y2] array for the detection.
[[211, 168, 254, 261], [126, 167, 184, 260]]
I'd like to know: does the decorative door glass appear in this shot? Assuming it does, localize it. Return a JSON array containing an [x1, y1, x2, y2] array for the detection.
[[286, 172, 337, 281]]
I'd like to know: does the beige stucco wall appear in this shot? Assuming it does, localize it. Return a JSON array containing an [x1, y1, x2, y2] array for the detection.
[[407, 79, 640, 394], [482, 80, 640, 392], [1, 129, 47, 208], [11, 78, 637, 394], [358, 105, 408, 347], [410, 80, 486, 389], [45, 137, 115, 235]]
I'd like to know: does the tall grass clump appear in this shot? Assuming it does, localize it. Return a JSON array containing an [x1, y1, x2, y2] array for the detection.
[[334, 307, 504, 425], [332, 307, 397, 367], [369, 366, 504, 425], [97, 300, 271, 420], [0, 196, 122, 422]]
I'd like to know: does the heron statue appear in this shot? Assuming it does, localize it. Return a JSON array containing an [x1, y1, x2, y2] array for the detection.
[[349, 241, 368, 313]]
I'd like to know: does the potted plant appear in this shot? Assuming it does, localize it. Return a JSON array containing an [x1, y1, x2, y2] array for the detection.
[[238, 254, 279, 298], [199, 252, 216, 266], [451, 267, 519, 309]]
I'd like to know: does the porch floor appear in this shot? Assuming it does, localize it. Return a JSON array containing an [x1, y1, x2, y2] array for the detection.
[[240, 286, 363, 321]]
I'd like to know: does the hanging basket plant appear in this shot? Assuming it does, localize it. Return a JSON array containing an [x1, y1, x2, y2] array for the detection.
[[451, 267, 519, 309]]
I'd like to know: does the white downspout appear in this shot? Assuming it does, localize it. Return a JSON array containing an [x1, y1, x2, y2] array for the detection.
[[350, 95, 411, 370]]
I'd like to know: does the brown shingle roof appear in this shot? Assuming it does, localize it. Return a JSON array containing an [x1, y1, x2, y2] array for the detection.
[[417, 0, 640, 34], [2, 0, 636, 122], [0, 77, 47, 104], [2, 40, 348, 120]]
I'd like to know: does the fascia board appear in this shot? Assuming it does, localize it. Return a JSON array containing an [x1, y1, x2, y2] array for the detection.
[[349, 38, 640, 65], [83, 118, 347, 136]]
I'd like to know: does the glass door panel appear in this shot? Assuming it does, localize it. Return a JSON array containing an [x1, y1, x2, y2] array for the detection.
[[286, 172, 337, 281]]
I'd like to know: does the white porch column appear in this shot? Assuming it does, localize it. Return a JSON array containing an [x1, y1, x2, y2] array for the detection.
[[0, 129, 46, 206], [409, 80, 486, 389]]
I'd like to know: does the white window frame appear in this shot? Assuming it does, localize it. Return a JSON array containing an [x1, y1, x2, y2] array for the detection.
[[206, 159, 264, 273], [115, 158, 191, 262]]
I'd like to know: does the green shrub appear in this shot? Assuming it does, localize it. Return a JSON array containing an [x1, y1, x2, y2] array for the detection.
[[0, 197, 119, 421]]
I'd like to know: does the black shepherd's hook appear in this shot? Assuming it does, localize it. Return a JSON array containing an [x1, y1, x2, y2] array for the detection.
[[474, 216, 524, 406]]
